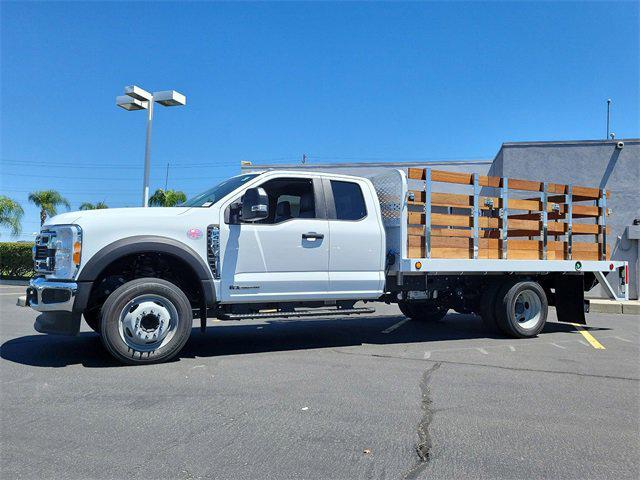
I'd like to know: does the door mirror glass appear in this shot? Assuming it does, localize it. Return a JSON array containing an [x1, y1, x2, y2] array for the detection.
[[241, 187, 269, 222]]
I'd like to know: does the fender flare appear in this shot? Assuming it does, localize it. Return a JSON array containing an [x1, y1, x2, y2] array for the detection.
[[77, 236, 215, 306]]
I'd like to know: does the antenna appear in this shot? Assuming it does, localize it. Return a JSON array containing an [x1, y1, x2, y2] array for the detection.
[[606, 99, 612, 139], [301, 153, 307, 165]]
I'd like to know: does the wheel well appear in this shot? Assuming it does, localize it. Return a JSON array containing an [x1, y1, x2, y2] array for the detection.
[[86, 252, 203, 314]]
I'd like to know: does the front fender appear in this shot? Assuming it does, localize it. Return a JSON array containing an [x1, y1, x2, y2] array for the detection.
[[77, 235, 215, 306]]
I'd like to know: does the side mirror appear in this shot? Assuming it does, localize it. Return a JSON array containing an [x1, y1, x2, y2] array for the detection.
[[241, 187, 269, 222]]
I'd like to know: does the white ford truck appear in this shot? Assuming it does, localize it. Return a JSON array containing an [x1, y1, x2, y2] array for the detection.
[[26, 168, 629, 364]]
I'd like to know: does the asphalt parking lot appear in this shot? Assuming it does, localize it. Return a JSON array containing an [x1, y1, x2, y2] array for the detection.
[[1, 283, 639, 480]]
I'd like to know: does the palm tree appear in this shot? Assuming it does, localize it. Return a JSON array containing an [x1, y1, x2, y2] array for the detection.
[[0, 195, 24, 236], [148, 189, 187, 207], [28, 190, 70, 226], [79, 201, 108, 210]]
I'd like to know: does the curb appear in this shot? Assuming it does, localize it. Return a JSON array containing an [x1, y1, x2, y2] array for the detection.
[[0, 279, 30, 286], [589, 299, 640, 315]]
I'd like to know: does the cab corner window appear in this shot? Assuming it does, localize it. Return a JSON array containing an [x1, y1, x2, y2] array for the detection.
[[330, 180, 367, 221]]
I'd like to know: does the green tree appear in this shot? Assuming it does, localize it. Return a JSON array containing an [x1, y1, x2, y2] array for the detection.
[[148, 189, 187, 207], [79, 201, 108, 210], [0, 195, 24, 236], [28, 190, 70, 226]]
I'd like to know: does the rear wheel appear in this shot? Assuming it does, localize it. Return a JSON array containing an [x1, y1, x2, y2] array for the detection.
[[495, 281, 547, 338], [100, 278, 193, 365], [398, 301, 448, 322]]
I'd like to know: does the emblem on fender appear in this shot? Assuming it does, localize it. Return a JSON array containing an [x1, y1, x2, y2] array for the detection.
[[187, 228, 203, 240]]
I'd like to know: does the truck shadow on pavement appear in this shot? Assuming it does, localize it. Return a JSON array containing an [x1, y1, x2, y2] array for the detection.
[[1, 313, 610, 368]]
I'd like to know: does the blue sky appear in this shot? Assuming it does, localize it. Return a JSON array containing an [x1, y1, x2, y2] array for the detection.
[[1, 1, 638, 239]]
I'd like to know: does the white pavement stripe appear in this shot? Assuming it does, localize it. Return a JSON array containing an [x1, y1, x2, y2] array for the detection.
[[0, 293, 22, 296], [550, 342, 567, 349], [381, 318, 410, 334], [614, 336, 633, 343]]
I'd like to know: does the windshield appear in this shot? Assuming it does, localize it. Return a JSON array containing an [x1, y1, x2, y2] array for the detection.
[[182, 174, 258, 207]]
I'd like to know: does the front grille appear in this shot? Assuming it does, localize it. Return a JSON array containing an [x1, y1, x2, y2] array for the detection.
[[34, 231, 56, 273]]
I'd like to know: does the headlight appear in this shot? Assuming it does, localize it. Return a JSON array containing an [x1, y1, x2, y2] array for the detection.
[[50, 225, 82, 279]]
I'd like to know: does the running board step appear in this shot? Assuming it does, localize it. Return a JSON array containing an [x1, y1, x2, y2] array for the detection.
[[218, 307, 375, 321]]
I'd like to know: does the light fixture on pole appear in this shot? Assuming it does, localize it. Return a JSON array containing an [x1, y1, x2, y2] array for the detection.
[[116, 85, 186, 207]]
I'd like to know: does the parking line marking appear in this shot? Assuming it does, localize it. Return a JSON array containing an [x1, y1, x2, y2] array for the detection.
[[382, 318, 410, 334], [0, 292, 22, 296], [550, 342, 567, 350], [570, 323, 606, 350], [614, 336, 632, 343]]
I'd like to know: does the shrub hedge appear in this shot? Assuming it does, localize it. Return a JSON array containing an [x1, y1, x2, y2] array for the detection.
[[0, 242, 34, 278]]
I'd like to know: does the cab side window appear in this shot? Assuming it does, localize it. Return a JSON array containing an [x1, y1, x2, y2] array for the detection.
[[255, 178, 315, 224], [330, 180, 367, 221]]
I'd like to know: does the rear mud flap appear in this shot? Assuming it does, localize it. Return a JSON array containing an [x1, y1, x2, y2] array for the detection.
[[554, 275, 586, 325]]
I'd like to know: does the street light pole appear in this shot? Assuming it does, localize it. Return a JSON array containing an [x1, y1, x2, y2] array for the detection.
[[116, 86, 186, 207], [143, 99, 154, 207]]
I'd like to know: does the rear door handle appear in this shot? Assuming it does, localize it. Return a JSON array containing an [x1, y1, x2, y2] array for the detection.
[[302, 232, 324, 240]]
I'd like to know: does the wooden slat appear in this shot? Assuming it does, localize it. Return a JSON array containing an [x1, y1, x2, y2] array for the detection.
[[508, 212, 566, 221], [408, 168, 502, 188], [407, 244, 605, 260], [409, 235, 569, 252], [408, 168, 569, 193], [408, 212, 500, 228], [412, 194, 602, 218], [408, 168, 606, 197], [508, 199, 542, 211], [407, 245, 563, 260]]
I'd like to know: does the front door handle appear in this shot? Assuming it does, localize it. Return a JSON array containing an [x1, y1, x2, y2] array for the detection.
[[302, 232, 324, 240]]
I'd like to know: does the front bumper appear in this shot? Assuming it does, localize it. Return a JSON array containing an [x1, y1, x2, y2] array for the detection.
[[26, 277, 91, 336], [27, 277, 77, 312]]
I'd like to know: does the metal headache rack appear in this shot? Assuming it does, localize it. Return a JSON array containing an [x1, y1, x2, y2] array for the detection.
[[406, 168, 610, 262]]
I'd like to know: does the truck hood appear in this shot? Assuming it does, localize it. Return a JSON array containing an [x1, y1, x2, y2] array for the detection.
[[45, 207, 192, 227]]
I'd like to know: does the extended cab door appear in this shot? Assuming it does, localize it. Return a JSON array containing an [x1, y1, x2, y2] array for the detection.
[[219, 176, 330, 303], [323, 177, 385, 299]]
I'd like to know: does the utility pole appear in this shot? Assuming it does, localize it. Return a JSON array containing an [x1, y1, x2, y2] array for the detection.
[[606, 99, 611, 139]]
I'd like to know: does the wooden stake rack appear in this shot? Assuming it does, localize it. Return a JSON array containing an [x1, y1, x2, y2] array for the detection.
[[407, 168, 610, 261]]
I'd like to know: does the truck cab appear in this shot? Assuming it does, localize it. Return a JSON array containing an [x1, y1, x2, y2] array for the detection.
[[26, 171, 386, 364]]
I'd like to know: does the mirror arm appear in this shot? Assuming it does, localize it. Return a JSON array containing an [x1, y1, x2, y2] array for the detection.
[[229, 202, 242, 224]]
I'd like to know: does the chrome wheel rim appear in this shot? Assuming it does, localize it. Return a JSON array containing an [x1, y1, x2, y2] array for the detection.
[[118, 294, 178, 352], [513, 290, 542, 329]]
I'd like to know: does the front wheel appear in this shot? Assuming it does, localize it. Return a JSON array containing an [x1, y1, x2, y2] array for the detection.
[[398, 301, 448, 322], [100, 278, 193, 365]]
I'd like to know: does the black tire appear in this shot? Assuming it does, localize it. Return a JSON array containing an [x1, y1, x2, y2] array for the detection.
[[83, 308, 102, 333], [479, 282, 502, 333], [398, 301, 448, 322], [495, 281, 548, 338], [100, 278, 193, 365]]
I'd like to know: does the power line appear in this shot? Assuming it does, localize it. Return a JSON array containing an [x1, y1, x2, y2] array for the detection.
[[2, 172, 232, 181], [0, 156, 299, 168]]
